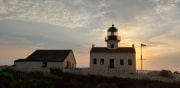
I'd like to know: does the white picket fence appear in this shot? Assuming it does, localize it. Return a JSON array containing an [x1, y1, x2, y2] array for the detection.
[[63, 68, 180, 82]]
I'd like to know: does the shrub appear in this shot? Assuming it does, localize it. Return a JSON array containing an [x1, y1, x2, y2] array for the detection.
[[1, 68, 22, 79], [28, 71, 44, 79], [44, 73, 62, 80], [50, 68, 63, 76], [159, 70, 174, 78], [174, 71, 180, 74], [10, 79, 52, 88], [0, 70, 13, 80]]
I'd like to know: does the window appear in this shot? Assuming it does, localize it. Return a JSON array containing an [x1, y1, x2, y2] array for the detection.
[[120, 59, 124, 65], [128, 59, 132, 66], [100, 59, 104, 65], [111, 44, 114, 48], [42, 61, 47, 68], [93, 58, 97, 64]]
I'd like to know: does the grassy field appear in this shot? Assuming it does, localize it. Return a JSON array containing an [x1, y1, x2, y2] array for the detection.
[[0, 68, 180, 88]]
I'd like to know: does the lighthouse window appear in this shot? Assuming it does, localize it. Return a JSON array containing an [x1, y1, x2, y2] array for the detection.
[[100, 59, 104, 65], [111, 44, 114, 48], [128, 59, 132, 66], [93, 58, 97, 64]]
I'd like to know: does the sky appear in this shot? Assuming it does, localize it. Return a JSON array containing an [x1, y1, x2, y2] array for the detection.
[[0, 0, 180, 72]]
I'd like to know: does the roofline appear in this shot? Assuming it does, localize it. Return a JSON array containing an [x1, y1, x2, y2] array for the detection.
[[71, 51, 77, 64], [25, 61, 63, 62], [60, 50, 72, 62], [62, 50, 77, 64], [35, 49, 72, 51]]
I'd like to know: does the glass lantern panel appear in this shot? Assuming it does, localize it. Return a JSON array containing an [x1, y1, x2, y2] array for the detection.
[[108, 32, 117, 36]]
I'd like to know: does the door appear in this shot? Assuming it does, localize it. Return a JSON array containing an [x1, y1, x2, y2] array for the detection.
[[109, 59, 114, 68]]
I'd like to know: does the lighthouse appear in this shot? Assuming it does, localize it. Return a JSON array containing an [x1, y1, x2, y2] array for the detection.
[[90, 24, 136, 74]]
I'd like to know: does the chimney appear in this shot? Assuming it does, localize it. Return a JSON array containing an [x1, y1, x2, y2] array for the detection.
[[92, 44, 95, 48], [132, 44, 135, 48]]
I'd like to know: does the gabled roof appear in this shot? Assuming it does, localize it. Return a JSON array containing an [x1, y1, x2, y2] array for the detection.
[[25, 50, 72, 62], [90, 47, 135, 53]]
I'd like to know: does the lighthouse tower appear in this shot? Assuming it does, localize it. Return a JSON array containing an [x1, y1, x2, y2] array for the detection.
[[105, 24, 120, 49]]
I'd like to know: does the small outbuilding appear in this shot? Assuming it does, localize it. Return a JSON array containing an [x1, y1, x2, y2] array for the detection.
[[14, 50, 76, 72]]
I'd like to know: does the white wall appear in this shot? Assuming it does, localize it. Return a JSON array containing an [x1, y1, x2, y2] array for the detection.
[[14, 62, 43, 72], [63, 51, 76, 69], [47, 62, 63, 69], [90, 53, 136, 73], [26, 62, 43, 72], [14, 62, 28, 71], [14, 61, 63, 72]]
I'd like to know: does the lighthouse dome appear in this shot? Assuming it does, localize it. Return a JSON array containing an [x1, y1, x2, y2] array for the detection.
[[108, 24, 118, 32]]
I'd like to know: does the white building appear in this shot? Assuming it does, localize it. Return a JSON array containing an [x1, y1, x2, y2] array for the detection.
[[90, 24, 136, 73], [14, 50, 76, 72]]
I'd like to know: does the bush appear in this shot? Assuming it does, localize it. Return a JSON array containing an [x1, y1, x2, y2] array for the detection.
[[44, 73, 62, 80], [159, 70, 174, 78], [174, 71, 180, 74], [28, 71, 44, 79], [50, 68, 63, 76], [0, 70, 13, 80], [10, 79, 52, 88]]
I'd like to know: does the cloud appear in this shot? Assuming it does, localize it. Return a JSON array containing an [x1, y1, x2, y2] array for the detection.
[[0, 0, 177, 38], [118, 0, 180, 48], [0, 20, 89, 48], [150, 24, 180, 48], [0, 0, 91, 28], [154, 0, 180, 22], [0, 0, 162, 29]]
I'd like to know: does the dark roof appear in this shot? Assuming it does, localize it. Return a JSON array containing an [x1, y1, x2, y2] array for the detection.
[[14, 59, 26, 62], [90, 47, 135, 53], [25, 50, 72, 62], [108, 24, 118, 32]]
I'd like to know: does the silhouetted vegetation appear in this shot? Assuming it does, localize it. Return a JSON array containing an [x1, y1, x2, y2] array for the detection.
[[0, 68, 180, 88], [50, 68, 63, 76], [174, 71, 180, 74], [159, 70, 174, 78]]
